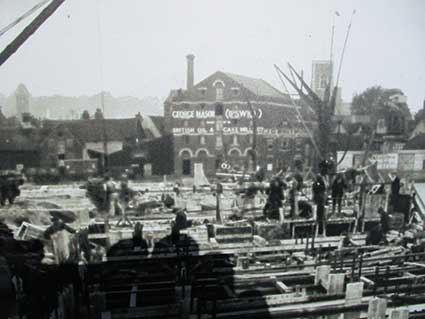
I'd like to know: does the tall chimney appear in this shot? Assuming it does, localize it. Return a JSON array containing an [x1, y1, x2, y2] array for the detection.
[[186, 54, 195, 90]]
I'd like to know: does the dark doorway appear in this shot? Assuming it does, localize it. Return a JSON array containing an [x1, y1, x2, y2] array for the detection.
[[182, 159, 191, 175]]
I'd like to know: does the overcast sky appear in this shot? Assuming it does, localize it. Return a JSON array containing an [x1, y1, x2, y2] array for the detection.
[[0, 0, 424, 112]]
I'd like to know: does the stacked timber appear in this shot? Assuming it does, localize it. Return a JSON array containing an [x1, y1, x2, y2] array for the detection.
[[215, 224, 253, 244]]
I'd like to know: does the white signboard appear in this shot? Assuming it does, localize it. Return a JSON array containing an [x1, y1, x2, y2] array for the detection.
[[371, 153, 398, 170]]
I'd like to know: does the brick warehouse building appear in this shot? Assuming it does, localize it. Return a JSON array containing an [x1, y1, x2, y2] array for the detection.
[[164, 55, 317, 176]]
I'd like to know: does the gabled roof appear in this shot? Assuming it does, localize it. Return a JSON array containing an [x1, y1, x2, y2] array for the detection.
[[332, 133, 366, 151], [43, 118, 145, 143], [172, 71, 292, 104], [223, 72, 288, 101], [148, 116, 165, 136], [0, 129, 39, 151], [410, 120, 425, 140], [167, 70, 316, 124], [404, 133, 425, 150]]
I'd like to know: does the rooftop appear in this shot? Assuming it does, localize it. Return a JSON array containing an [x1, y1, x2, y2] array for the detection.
[[223, 72, 289, 101]]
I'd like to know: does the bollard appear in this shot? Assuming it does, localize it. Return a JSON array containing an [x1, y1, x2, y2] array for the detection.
[[344, 282, 364, 319], [315, 265, 331, 288], [367, 297, 387, 319], [327, 273, 345, 295], [390, 308, 409, 319]]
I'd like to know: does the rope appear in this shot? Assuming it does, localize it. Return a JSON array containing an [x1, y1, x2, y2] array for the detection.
[[274, 65, 323, 159], [335, 10, 356, 88], [0, 0, 50, 38]]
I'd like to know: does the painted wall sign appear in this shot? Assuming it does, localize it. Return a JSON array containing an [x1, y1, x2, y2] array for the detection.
[[171, 110, 215, 119], [172, 126, 309, 137], [171, 108, 264, 120], [224, 108, 263, 119], [173, 127, 215, 135]]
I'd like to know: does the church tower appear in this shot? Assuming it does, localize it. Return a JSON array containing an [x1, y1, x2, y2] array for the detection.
[[15, 83, 30, 120]]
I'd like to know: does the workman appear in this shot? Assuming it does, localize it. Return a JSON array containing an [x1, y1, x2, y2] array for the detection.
[[263, 177, 286, 219], [331, 173, 346, 215], [312, 172, 327, 236]]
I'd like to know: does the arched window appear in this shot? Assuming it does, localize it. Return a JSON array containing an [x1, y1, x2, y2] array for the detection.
[[197, 149, 208, 157], [246, 149, 257, 171], [215, 103, 224, 116], [214, 81, 225, 101], [232, 135, 238, 145], [229, 149, 241, 170], [229, 149, 240, 161], [200, 135, 206, 145]]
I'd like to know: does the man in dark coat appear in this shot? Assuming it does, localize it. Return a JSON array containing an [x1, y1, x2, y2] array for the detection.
[[366, 207, 390, 245], [263, 177, 286, 219], [389, 172, 401, 209], [331, 174, 346, 215], [312, 173, 327, 236]]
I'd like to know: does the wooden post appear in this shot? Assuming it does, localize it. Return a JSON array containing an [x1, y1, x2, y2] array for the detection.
[[216, 183, 223, 224]]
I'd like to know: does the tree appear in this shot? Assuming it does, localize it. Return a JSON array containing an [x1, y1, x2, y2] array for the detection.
[[351, 86, 411, 121], [413, 100, 425, 126], [81, 110, 90, 120]]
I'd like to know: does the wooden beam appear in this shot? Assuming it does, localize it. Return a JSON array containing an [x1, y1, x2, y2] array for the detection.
[[275, 281, 292, 293], [360, 276, 375, 286], [0, 0, 66, 66]]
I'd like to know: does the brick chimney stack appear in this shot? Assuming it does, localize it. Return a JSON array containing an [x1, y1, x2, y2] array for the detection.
[[186, 54, 195, 90]]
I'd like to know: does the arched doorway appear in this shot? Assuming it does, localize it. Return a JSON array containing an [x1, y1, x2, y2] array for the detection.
[[246, 149, 256, 172], [181, 150, 192, 175], [196, 149, 209, 173], [229, 148, 241, 171]]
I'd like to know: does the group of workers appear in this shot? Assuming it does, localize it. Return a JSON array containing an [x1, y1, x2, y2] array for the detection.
[[257, 157, 349, 235], [257, 158, 409, 240], [82, 160, 413, 251], [0, 174, 24, 206]]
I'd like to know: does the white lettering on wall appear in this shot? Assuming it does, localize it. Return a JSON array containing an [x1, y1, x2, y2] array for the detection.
[[225, 108, 263, 119], [171, 110, 215, 119]]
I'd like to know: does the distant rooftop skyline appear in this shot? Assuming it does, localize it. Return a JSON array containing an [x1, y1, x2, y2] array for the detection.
[[0, 0, 424, 112]]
